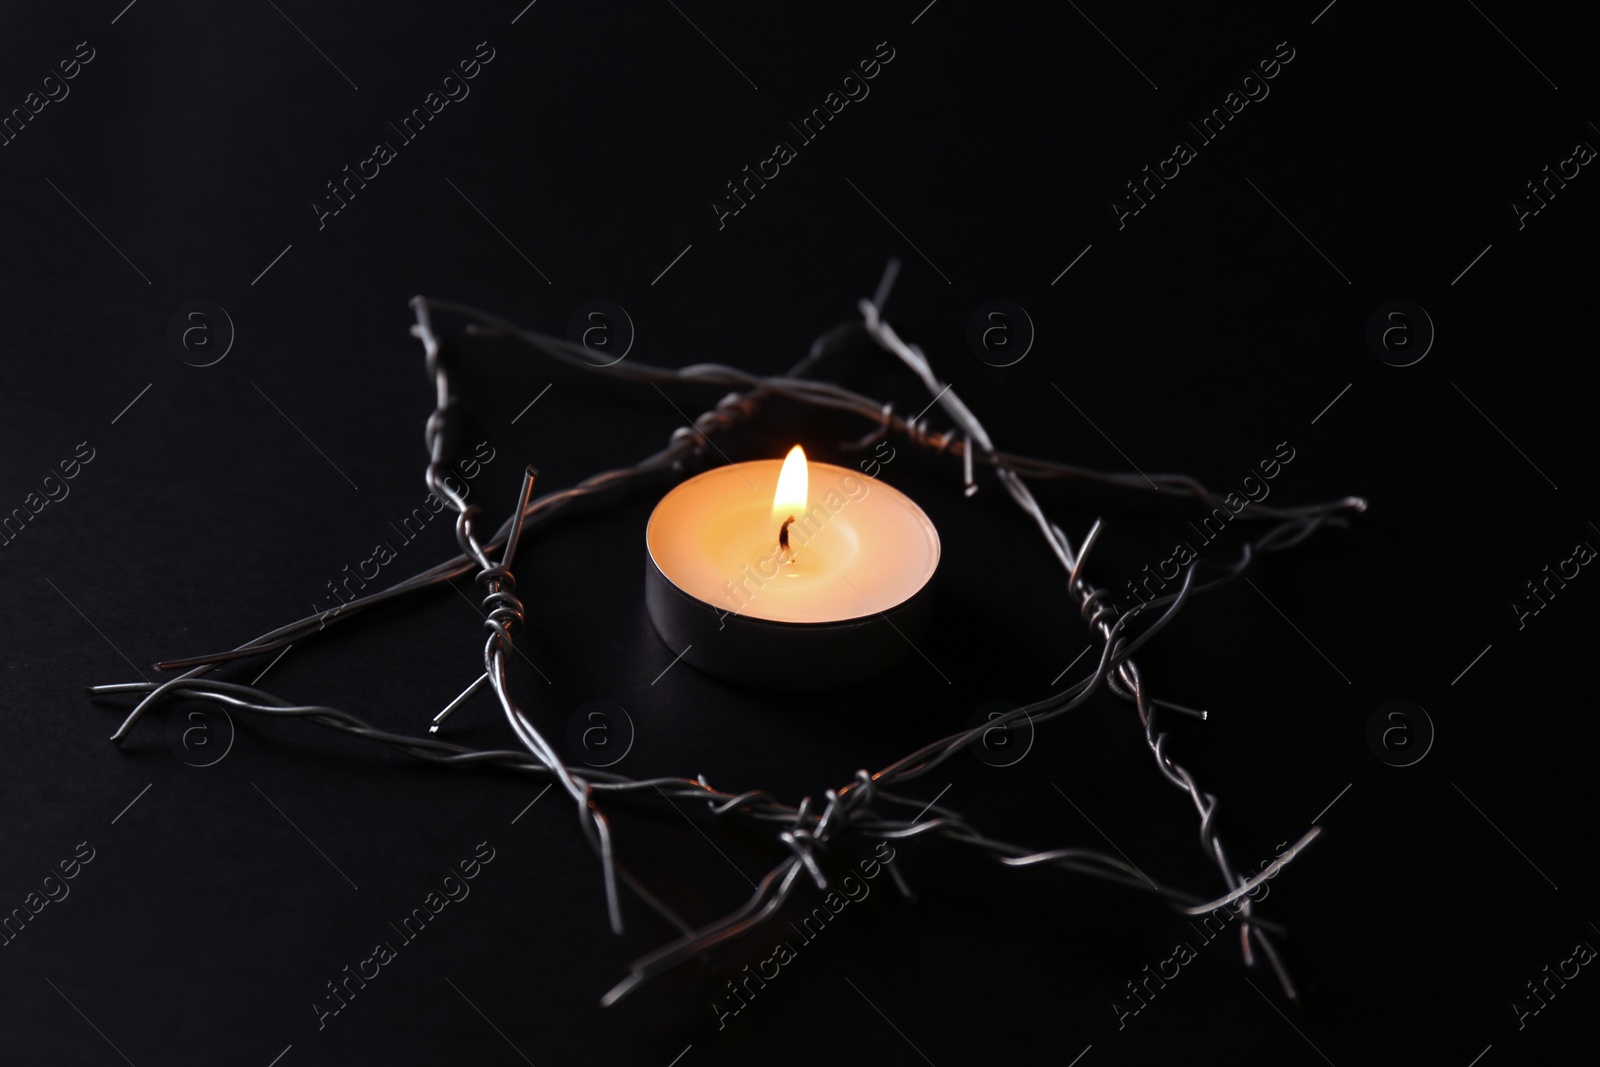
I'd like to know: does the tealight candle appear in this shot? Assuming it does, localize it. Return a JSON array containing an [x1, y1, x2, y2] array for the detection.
[[645, 446, 940, 689]]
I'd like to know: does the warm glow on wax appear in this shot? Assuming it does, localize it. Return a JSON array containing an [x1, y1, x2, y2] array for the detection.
[[645, 447, 938, 629]]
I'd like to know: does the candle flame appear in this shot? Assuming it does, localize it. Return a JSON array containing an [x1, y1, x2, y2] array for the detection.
[[772, 445, 808, 531]]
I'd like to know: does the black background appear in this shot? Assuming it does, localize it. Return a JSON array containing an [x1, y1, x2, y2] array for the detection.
[[2, 2, 1596, 1064]]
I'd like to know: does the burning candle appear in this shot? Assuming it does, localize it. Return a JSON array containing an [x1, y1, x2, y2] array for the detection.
[[645, 445, 940, 688]]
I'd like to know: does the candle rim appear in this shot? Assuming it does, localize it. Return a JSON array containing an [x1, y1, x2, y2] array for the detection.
[[646, 457, 940, 623]]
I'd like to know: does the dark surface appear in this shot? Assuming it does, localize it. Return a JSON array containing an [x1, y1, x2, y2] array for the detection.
[[2, 2, 1596, 1064]]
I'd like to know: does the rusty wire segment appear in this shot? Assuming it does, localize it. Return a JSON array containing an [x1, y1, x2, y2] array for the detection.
[[90, 263, 1363, 1005]]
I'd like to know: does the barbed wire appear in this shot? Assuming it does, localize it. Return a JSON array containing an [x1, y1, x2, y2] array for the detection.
[[89, 262, 1363, 1006]]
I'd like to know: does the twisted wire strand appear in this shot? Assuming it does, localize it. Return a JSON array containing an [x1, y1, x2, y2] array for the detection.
[[90, 265, 1361, 1006], [427, 293, 1366, 525], [420, 297, 635, 935], [849, 299, 1314, 997], [89, 669, 1310, 924], [84, 673, 1315, 1003]]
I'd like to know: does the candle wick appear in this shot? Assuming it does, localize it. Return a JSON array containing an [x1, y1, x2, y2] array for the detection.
[[778, 514, 796, 561]]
